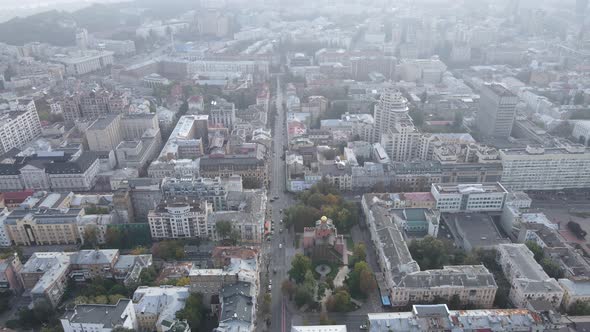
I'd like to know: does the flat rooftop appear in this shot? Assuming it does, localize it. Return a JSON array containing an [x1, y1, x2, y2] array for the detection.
[[433, 183, 507, 195], [62, 299, 131, 328]]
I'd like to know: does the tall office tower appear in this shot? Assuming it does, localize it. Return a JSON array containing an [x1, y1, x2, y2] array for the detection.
[[372, 86, 410, 143], [75, 28, 89, 51], [476, 83, 518, 138]]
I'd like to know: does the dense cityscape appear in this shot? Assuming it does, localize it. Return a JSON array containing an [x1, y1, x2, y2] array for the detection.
[[0, 0, 589, 331]]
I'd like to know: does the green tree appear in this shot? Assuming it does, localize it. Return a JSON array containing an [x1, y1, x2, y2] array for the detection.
[[525, 241, 545, 262], [350, 243, 367, 267], [111, 328, 136, 332], [176, 293, 204, 329], [540, 258, 564, 279], [294, 285, 314, 307], [569, 300, 590, 315], [261, 293, 272, 315], [326, 289, 352, 312], [215, 220, 233, 239], [83, 225, 100, 248], [408, 236, 453, 270], [347, 261, 375, 298], [289, 254, 312, 283], [105, 227, 124, 248]]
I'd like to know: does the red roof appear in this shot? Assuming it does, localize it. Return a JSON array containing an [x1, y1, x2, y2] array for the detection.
[[3, 190, 34, 203]]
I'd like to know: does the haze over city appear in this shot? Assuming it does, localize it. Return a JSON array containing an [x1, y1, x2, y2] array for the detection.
[[0, 0, 588, 331]]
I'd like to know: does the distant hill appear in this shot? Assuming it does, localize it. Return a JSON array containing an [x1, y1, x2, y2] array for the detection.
[[0, 10, 76, 46], [0, 0, 200, 46]]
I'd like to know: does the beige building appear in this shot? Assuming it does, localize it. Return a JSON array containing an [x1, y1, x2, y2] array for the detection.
[[121, 113, 160, 140], [392, 265, 497, 308], [148, 198, 212, 239], [86, 114, 123, 151], [5, 208, 83, 246], [558, 279, 590, 310], [497, 244, 564, 309]]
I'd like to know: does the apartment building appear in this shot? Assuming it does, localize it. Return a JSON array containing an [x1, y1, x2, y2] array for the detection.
[[200, 155, 268, 187], [61, 299, 137, 332], [61, 88, 129, 123], [496, 244, 564, 308], [86, 114, 123, 151], [500, 143, 590, 191], [148, 198, 213, 239], [431, 183, 508, 212], [372, 86, 411, 143], [161, 176, 232, 211], [0, 104, 42, 155], [21, 250, 152, 307], [392, 265, 497, 308]]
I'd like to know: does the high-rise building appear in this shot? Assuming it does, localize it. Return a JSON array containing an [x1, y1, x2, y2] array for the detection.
[[475, 84, 518, 138], [372, 86, 411, 142], [148, 198, 213, 239], [75, 28, 89, 50], [374, 86, 430, 161]]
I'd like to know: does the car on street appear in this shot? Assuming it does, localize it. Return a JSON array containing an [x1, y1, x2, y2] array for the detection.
[[273, 268, 277, 274], [360, 324, 368, 330], [279, 228, 283, 233], [274, 196, 279, 200], [279, 243, 282, 249], [268, 284, 272, 291]]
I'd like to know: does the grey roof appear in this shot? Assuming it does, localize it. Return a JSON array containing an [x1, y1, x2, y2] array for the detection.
[[71, 249, 118, 266], [88, 114, 120, 131], [45, 152, 98, 174], [220, 282, 253, 324], [397, 265, 497, 289], [446, 213, 510, 249], [5, 208, 83, 225], [62, 299, 132, 328]]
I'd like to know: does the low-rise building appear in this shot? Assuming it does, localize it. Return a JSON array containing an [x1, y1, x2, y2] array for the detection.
[[60, 299, 137, 332], [132, 286, 190, 332], [496, 244, 564, 309], [431, 183, 507, 213], [20, 250, 152, 307], [19, 252, 71, 307], [392, 265, 497, 308], [367, 304, 546, 332], [558, 279, 590, 310]]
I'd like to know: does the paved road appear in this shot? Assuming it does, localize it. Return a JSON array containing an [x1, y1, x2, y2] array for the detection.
[[263, 75, 295, 332]]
